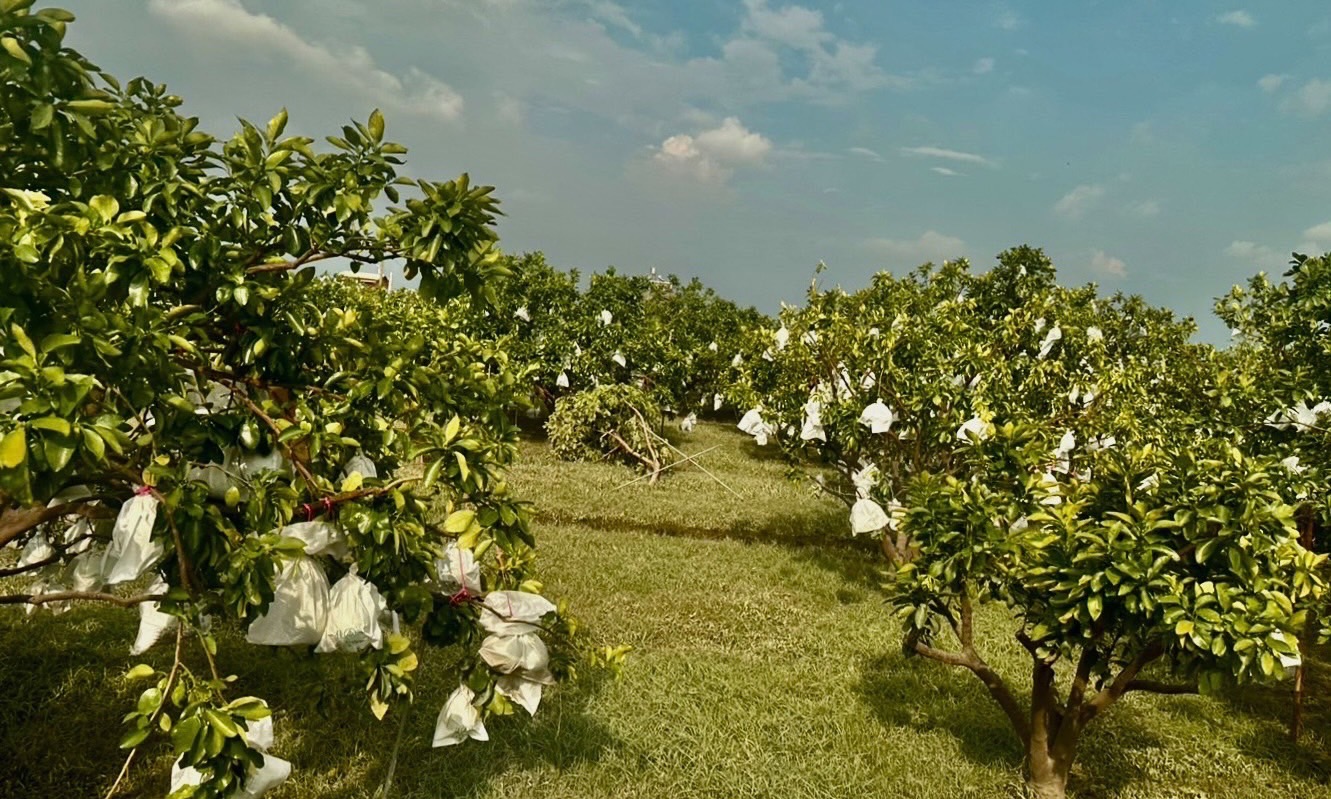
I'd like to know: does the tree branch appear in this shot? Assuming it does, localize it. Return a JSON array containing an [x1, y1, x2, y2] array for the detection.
[[232, 390, 322, 492], [912, 639, 1030, 744], [1085, 642, 1164, 719], [0, 590, 164, 608], [0, 533, 96, 578], [104, 625, 186, 799], [0, 499, 107, 550], [958, 588, 974, 650]]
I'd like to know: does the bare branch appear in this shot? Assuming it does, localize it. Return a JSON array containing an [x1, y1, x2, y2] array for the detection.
[[105, 626, 186, 799], [0, 499, 107, 550], [912, 638, 1030, 743], [0, 590, 164, 608]]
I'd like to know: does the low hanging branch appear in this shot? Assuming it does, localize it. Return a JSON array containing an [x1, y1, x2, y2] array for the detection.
[[0, 590, 165, 608], [0, 499, 108, 550]]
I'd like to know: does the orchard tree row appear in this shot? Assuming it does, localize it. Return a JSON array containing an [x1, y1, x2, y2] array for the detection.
[[731, 246, 1331, 798], [468, 251, 771, 418]]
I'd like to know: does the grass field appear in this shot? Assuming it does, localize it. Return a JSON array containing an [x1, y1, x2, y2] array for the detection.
[[2, 422, 1330, 798]]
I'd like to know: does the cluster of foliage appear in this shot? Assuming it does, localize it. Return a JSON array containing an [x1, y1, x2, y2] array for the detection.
[[735, 247, 1327, 798], [1217, 252, 1331, 524], [547, 384, 676, 480], [469, 252, 769, 415], [0, 8, 625, 797]]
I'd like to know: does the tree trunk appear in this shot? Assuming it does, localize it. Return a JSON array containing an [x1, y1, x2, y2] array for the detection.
[[1026, 736, 1076, 799]]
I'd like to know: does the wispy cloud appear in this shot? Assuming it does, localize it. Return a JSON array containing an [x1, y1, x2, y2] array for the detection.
[[1281, 79, 1331, 116], [147, 0, 464, 121], [1090, 250, 1127, 277], [580, 0, 642, 37], [1305, 220, 1331, 244], [864, 231, 967, 264], [848, 146, 885, 163], [900, 145, 995, 167], [973, 57, 995, 75], [1216, 10, 1256, 28], [931, 167, 963, 177], [1053, 184, 1106, 219], [1225, 240, 1288, 269], [1127, 199, 1162, 217], [1258, 73, 1289, 93], [651, 116, 772, 185], [995, 8, 1021, 31]]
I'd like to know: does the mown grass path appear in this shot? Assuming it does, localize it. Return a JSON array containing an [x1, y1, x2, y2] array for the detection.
[[2, 423, 1329, 797]]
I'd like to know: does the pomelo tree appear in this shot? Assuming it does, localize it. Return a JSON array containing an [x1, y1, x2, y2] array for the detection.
[[738, 247, 1326, 797], [0, 7, 619, 797], [475, 254, 767, 417]]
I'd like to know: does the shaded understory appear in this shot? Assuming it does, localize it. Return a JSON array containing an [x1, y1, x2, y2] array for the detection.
[[1, 422, 1328, 798]]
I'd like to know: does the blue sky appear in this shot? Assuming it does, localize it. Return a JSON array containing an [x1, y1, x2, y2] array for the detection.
[[63, 1, 1331, 341]]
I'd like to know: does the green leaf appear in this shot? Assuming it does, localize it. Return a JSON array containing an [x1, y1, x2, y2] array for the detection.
[[43, 436, 75, 471], [1, 36, 30, 65], [368, 109, 385, 143], [29, 416, 70, 435], [39, 332, 79, 352], [64, 98, 115, 115], [1175, 619, 1194, 636], [36, 7, 75, 22], [124, 664, 155, 681], [1087, 594, 1103, 621], [81, 426, 105, 460], [422, 456, 444, 491], [119, 726, 151, 750], [10, 323, 35, 358], [0, 427, 27, 468], [170, 715, 201, 753], [30, 104, 53, 131], [266, 108, 288, 142], [88, 194, 119, 223], [443, 508, 476, 534]]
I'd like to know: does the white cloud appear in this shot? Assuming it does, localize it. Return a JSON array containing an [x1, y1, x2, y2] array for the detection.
[[864, 231, 967, 264], [931, 167, 963, 177], [995, 9, 1021, 30], [1305, 220, 1331, 243], [726, 0, 907, 98], [147, 0, 463, 121], [1225, 240, 1286, 269], [1258, 73, 1289, 93], [973, 57, 995, 75], [1217, 10, 1256, 28], [1281, 79, 1331, 116], [1053, 184, 1105, 220], [741, 0, 829, 51], [900, 145, 995, 167], [848, 146, 885, 162], [1090, 250, 1127, 277], [580, 0, 642, 37], [1127, 199, 1161, 217], [651, 116, 772, 184]]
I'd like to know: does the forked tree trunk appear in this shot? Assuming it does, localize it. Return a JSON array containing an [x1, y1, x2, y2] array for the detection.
[[1026, 722, 1080, 799], [908, 591, 1190, 799]]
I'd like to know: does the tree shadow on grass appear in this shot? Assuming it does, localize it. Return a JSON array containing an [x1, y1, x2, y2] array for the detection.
[[546, 505, 885, 591], [1212, 646, 1331, 785], [0, 606, 151, 799], [854, 652, 1169, 799], [0, 607, 621, 799]]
